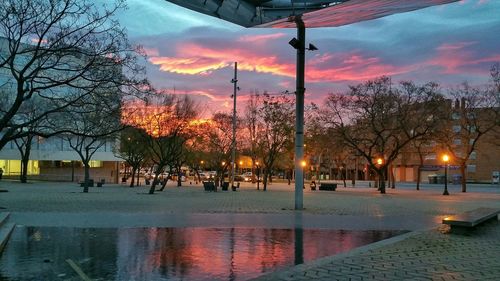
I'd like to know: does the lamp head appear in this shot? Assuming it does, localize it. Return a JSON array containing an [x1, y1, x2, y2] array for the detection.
[[376, 158, 383, 165], [288, 38, 299, 49], [442, 154, 450, 163], [307, 43, 318, 51]]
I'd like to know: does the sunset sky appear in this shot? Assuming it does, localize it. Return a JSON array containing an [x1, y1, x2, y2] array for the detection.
[[117, 0, 500, 114]]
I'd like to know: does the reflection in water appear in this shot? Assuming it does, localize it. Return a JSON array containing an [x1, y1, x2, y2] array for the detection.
[[0, 227, 405, 281]]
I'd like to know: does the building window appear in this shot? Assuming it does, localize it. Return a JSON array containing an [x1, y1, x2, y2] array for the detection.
[[453, 139, 462, 145], [451, 112, 460, 120], [452, 125, 461, 133], [467, 165, 476, 173], [469, 151, 477, 160], [89, 161, 103, 168], [424, 154, 436, 160]]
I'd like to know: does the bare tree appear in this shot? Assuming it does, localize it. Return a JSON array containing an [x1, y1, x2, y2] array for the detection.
[[0, 0, 142, 149], [124, 95, 198, 194], [322, 77, 444, 194], [57, 88, 123, 192], [200, 112, 237, 187], [116, 127, 148, 187], [256, 93, 295, 191], [437, 80, 499, 192], [243, 92, 260, 183]]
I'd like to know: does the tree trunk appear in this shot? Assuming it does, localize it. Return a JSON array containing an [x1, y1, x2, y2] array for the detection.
[[460, 163, 467, 193], [83, 162, 91, 193], [177, 167, 182, 187], [136, 169, 140, 186], [149, 167, 163, 194], [149, 172, 159, 194], [390, 165, 395, 189], [416, 166, 421, 191], [129, 167, 136, 187], [20, 147, 30, 183], [416, 152, 424, 191], [378, 169, 386, 194], [263, 169, 269, 191]]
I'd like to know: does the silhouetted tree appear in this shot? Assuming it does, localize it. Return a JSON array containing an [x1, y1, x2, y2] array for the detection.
[[322, 77, 444, 194]]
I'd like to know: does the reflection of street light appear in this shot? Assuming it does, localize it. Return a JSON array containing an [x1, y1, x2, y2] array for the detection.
[[442, 154, 450, 195]]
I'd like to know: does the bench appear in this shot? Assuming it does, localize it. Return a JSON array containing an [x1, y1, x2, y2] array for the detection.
[[443, 208, 499, 230], [203, 181, 216, 192], [79, 180, 94, 187], [319, 183, 337, 191]]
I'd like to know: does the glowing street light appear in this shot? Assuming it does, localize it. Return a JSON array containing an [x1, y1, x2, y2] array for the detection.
[[376, 158, 383, 166], [442, 154, 450, 195]]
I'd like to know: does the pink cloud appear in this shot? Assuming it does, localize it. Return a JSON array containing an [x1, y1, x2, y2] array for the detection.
[[238, 33, 286, 43], [426, 41, 500, 74], [143, 47, 160, 57], [148, 41, 412, 82]]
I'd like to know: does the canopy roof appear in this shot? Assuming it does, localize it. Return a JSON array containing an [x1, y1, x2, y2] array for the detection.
[[164, 0, 459, 28]]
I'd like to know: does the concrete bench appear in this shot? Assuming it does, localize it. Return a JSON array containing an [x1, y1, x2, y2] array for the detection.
[[319, 183, 337, 191], [443, 208, 500, 229]]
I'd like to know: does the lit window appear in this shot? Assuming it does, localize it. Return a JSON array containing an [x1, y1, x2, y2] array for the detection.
[[89, 161, 103, 168]]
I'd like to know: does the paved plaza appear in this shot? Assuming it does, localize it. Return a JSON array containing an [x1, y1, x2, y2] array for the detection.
[[0, 179, 499, 280]]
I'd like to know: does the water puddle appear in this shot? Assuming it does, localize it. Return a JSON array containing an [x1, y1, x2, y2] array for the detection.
[[0, 227, 406, 280]]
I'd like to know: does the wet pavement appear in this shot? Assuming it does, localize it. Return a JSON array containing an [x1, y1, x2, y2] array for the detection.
[[0, 180, 499, 280]]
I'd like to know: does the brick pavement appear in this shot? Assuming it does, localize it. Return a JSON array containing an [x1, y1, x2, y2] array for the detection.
[[1, 180, 499, 279], [253, 221, 500, 281], [0, 180, 499, 228]]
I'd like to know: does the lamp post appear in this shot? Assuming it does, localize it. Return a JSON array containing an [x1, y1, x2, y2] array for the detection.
[[376, 158, 384, 191], [256, 161, 260, 190], [442, 154, 450, 195]]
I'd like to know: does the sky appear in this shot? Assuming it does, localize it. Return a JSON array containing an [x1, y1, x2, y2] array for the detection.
[[116, 0, 500, 114]]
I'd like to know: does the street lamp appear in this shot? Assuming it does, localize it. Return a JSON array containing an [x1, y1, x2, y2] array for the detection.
[[376, 157, 384, 190], [442, 154, 450, 195], [256, 161, 260, 190]]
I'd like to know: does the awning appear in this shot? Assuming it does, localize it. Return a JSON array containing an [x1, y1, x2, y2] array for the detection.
[[164, 0, 459, 28]]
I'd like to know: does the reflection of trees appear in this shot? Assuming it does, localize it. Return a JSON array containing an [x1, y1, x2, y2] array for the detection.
[[2, 227, 405, 280], [0, 227, 117, 280]]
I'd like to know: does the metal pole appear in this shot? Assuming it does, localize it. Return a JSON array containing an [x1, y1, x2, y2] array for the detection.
[[443, 163, 449, 195], [294, 18, 305, 210], [230, 62, 238, 188]]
